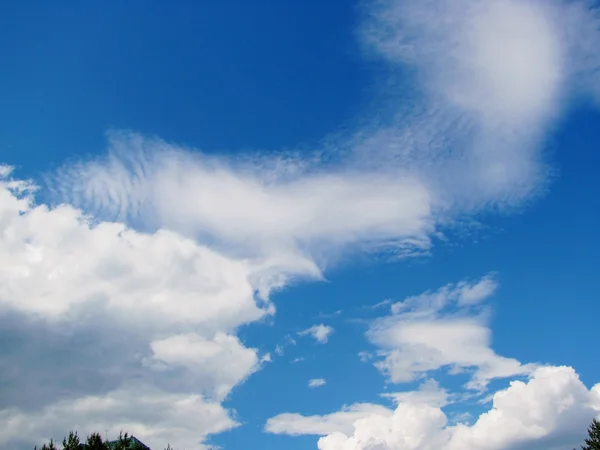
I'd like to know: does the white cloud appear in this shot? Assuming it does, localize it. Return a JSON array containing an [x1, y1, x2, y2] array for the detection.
[[273, 334, 298, 358], [267, 366, 600, 450], [0, 385, 234, 450], [309, 379, 327, 389], [455, 275, 498, 306], [0, 170, 270, 449], [0, 173, 266, 328], [388, 275, 497, 316], [53, 133, 436, 268], [368, 275, 532, 390], [267, 380, 447, 438], [266, 403, 393, 437], [48, 0, 600, 286], [382, 379, 449, 409], [146, 332, 260, 401], [446, 366, 600, 450], [299, 324, 335, 344], [355, 0, 600, 209]]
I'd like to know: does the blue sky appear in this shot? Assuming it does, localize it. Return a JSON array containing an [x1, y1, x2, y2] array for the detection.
[[1, 1, 600, 450]]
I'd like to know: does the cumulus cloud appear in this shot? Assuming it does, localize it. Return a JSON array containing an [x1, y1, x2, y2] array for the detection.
[[299, 324, 335, 344], [0, 172, 266, 327], [0, 385, 234, 450], [382, 379, 449, 409], [368, 275, 532, 390], [266, 403, 393, 437], [0, 170, 268, 449], [146, 332, 260, 401], [267, 366, 600, 450], [268, 379, 448, 439], [309, 379, 327, 389]]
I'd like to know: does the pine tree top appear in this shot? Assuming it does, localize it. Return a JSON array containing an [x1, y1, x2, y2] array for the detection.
[[581, 418, 600, 450]]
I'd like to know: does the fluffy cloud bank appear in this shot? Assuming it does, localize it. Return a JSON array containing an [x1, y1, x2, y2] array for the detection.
[[273, 366, 599, 450], [0, 171, 267, 449], [0, 386, 235, 450]]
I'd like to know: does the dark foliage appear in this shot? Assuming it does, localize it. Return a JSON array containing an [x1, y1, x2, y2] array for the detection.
[[580, 418, 600, 450], [35, 439, 57, 450], [33, 428, 201, 450], [112, 431, 133, 450], [62, 431, 80, 450]]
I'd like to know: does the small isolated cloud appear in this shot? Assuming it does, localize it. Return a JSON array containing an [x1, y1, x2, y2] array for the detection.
[[358, 351, 373, 363], [388, 274, 498, 315], [299, 324, 335, 344], [273, 334, 297, 358], [309, 378, 327, 389]]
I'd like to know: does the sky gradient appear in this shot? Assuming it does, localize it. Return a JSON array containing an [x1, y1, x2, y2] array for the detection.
[[1, 1, 600, 449]]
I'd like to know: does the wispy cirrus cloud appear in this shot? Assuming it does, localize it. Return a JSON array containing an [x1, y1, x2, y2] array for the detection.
[[51, 0, 600, 272]]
